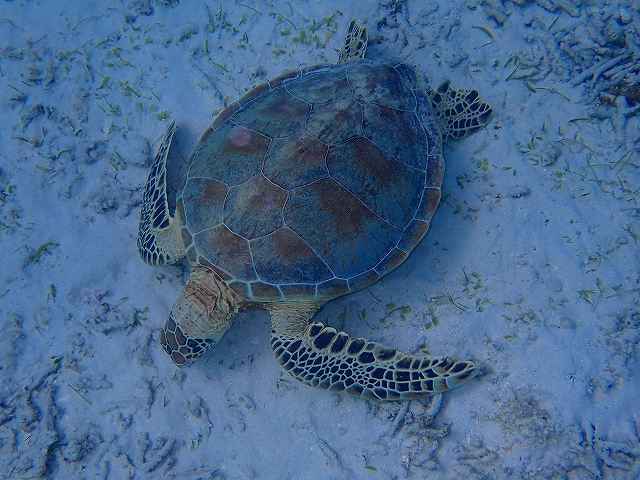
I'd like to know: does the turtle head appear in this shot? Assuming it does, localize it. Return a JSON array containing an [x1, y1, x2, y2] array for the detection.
[[160, 265, 240, 366]]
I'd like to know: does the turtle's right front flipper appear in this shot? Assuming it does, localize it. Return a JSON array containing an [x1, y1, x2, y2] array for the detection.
[[137, 120, 185, 266], [269, 303, 478, 400]]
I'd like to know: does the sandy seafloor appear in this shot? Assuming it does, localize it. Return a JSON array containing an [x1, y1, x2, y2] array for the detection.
[[1, 0, 639, 478]]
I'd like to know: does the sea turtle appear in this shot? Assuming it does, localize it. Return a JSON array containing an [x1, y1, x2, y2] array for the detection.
[[138, 21, 492, 401]]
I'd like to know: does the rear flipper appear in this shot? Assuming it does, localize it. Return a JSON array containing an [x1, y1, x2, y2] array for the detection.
[[271, 320, 478, 400], [338, 20, 368, 64], [429, 80, 493, 140]]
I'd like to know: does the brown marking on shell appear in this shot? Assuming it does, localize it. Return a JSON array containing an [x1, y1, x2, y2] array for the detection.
[[188, 123, 270, 186], [285, 177, 400, 278], [181, 177, 227, 233], [348, 63, 417, 111], [327, 137, 423, 228], [223, 174, 287, 239], [376, 248, 408, 275], [397, 219, 430, 253], [194, 225, 257, 282], [228, 125, 254, 147], [306, 99, 363, 144], [316, 278, 350, 299], [362, 103, 428, 171], [264, 131, 328, 189], [250, 227, 333, 284], [232, 86, 310, 138], [416, 187, 442, 222]]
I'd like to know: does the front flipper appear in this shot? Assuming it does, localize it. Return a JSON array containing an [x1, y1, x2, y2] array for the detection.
[[137, 120, 185, 266], [269, 304, 478, 400]]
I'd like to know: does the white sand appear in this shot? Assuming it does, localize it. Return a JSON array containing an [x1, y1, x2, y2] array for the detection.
[[1, 0, 639, 478]]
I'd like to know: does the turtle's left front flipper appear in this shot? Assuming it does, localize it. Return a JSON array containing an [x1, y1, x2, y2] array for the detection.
[[137, 120, 185, 266]]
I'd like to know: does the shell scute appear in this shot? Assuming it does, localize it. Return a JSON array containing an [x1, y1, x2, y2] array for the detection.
[[249, 282, 282, 300], [306, 99, 363, 144], [348, 62, 417, 111], [223, 174, 287, 239], [425, 154, 445, 188], [237, 81, 270, 107], [316, 278, 350, 298], [232, 86, 310, 138], [189, 122, 269, 186], [287, 69, 352, 104], [182, 177, 227, 233], [416, 187, 442, 222], [194, 225, 257, 282], [393, 63, 418, 89], [264, 131, 328, 189], [210, 102, 241, 130], [280, 283, 317, 298], [348, 269, 381, 291], [250, 227, 333, 285], [397, 220, 430, 253], [376, 248, 408, 276], [270, 69, 302, 89], [362, 103, 428, 170]]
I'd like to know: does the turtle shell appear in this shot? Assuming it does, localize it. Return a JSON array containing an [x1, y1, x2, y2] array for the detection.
[[176, 59, 444, 302]]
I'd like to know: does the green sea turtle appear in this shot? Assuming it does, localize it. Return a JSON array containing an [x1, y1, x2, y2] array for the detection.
[[138, 21, 492, 400]]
